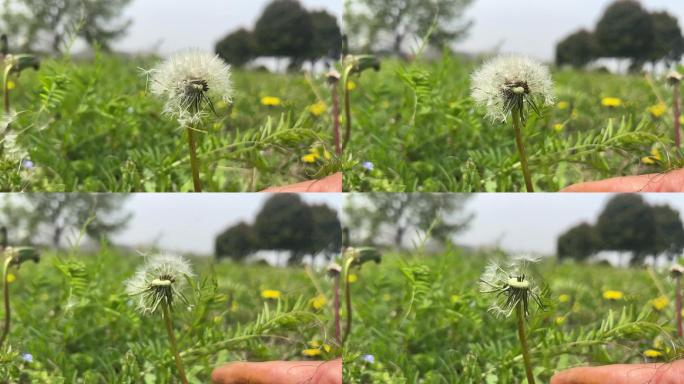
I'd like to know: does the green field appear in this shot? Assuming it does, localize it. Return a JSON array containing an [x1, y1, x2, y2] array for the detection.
[[0, 248, 340, 382], [344, 248, 684, 383], [2, 53, 343, 192], [344, 56, 681, 192]]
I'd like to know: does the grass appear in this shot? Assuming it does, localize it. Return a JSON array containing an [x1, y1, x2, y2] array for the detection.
[[1, 52, 343, 192], [344, 246, 684, 383], [0, 246, 340, 382], [344, 55, 681, 192]]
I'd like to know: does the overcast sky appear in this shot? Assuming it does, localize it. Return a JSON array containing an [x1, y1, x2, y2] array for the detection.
[[109, 0, 684, 60], [112, 0, 342, 55]]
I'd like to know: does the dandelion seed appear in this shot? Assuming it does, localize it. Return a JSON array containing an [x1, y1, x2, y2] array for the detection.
[[124, 254, 194, 315], [148, 50, 232, 126]]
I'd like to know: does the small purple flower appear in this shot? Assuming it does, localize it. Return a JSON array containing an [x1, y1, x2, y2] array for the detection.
[[22, 159, 34, 170], [362, 161, 374, 171], [21, 353, 33, 363], [362, 354, 375, 364]]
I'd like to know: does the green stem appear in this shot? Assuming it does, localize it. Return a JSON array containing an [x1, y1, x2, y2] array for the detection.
[[516, 302, 535, 384], [342, 72, 352, 152], [333, 274, 341, 344], [2, 64, 11, 115], [331, 80, 341, 155], [342, 259, 353, 345], [511, 109, 534, 192], [186, 127, 202, 193], [162, 301, 189, 384], [0, 256, 13, 348]]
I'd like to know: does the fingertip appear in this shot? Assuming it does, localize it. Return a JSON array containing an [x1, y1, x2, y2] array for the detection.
[[211, 362, 246, 384]]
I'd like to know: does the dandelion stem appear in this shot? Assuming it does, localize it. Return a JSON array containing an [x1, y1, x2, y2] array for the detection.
[[0, 256, 13, 348], [331, 80, 341, 155], [674, 84, 681, 148], [161, 301, 189, 384], [332, 273, 341, 343], [676, 276, 683, 338], [516, 302, 535, 384], [186, 127, 202, 193], [342, 77, 352, 152], [511, 108, 534, 192]]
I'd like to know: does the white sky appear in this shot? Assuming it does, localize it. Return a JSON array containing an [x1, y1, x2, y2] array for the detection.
[[111, 193, 343, 255], [112, 0, 342, 55]]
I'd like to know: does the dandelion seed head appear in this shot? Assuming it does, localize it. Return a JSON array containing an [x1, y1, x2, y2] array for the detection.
[[124, 253, 194, 315], [479, 255, 543, 319], [471, 55, 555, 122], [670, 263, 684, 278], [668, 71, 683, 86], [148, 50, 233, 126]]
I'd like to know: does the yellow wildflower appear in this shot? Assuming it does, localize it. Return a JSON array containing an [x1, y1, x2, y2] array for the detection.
[[602, 290, 624, 301], [261, 96, 282, 107], [644, 349, 663, 358], [648, 103, 667, 118], [301, 153, 318, 163], [310, 295, 326, 310], [323, 344, 332, 353], [309, 101, 327, 117], [650, 296, 669, 311], [6, 80, 15, 91], [347, 274, 358, 283], [559, 294, 570, 303], [601, 97, 623, 108], [309, 340, 321, 348], [261, 289, 282, 300], [642, 147, 662, 165], [555, 316, 566, 326], [6, 273, 15, 283], [553, 123, 564, 132], [347, 81, 357, 91], [302, 348, 322, 357], [451, 294, 461, 304], [557, 101, 570, 110]]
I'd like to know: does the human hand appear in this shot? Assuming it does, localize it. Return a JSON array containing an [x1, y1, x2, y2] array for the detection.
[[261, 173, 342, 193], [562, 169, 684, 192], [550, 360, 684, 384], [211, 359, 342, 384]]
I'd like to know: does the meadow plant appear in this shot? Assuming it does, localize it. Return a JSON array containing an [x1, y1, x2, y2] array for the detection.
[[667, 71, 683, 148], [480, 255, 545, 384], [671, 263, 684, 337], [327, 70, 342, 155], [146, 51, 233, 192], [471, 56, 555, 192], [0, 246, 39, 348], [341, 54, 380, 151], [124, 254, 194, 384], [327, 261, 342, 344], [341, 246, 381, 344]]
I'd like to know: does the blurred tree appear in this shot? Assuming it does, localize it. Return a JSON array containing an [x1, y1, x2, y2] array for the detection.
[[652, 204, 684, 260], [344, 0, 473, 57], [309, 204, 342, 255], [215, 222, 257, 261], [647, 11, 684, 68], [0, 194, 131, 247], [557, 222, 601, 261], [215, 28, 258, 67], [1, 0, 132, 53], [344, 194, 472, 248], [253, 194, 314, 264], [254, 0, 313, 69], [596, 194, 657, 265], [307, 10, 342, 65], [595, 0, 654, 69], [555, 29, 599, 69]]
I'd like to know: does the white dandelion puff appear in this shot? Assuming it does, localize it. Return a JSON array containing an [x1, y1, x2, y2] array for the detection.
[[471, 55, 555, 122], [124, 254, 194, 315], [147, 50, 233, 126], [479, 255, 543, 318]]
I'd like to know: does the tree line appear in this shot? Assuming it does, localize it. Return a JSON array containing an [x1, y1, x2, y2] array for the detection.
[[215, 0, 342, 69], [556, 0, 684, 71], [557, 194, 684, 264], [214, 194, 342, 264]]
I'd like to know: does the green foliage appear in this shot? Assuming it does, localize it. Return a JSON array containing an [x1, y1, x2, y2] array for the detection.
[[0, 248, 336, 382], [597, 194, 657, 264], [344, 249, 684, 383], [557, 223, 601, 261], [0, 54, 341, 191], [344, 0, 473, 56], [215, 29, 257, 68], [343, 55, 679, 192], [308, 10, 342, 62], [595, 0, 654, 65], [648, 11, 684, 66]]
